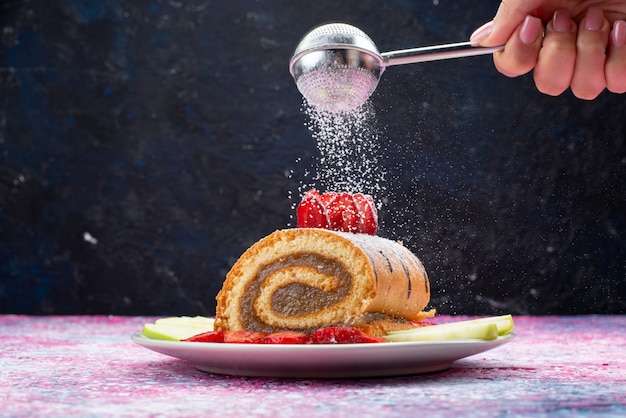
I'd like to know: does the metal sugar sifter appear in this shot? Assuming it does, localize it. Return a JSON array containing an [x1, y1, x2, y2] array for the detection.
[[289, 22, 503, 113]]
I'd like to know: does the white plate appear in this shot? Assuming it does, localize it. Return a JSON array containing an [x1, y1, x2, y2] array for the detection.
[[131, 332, 514, 378]]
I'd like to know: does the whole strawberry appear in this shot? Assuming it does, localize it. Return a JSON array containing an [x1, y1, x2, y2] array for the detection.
[[296, 189, 378, 235]]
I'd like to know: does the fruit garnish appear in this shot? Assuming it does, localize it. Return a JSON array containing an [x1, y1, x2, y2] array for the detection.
[[310, 327, 388, 344], [180, 327, 386, 344], [261, 331, 310, 344], [183, 330, 266, 343], [142, 316, 513, 344], [296, 189, 330, 229], [296, 189, 378, 235], [184, 330, 225, 343], [352, 192, 378, 235], [142, 316, 215, 341], [223, 330, 268, 344], [384, 314, 515, 342]]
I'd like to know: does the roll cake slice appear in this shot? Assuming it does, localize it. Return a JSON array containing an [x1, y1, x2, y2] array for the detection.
[[215, 228, 435, 335]]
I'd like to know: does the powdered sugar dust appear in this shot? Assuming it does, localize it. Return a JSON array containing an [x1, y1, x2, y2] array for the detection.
[[292, 100, 387, 208]]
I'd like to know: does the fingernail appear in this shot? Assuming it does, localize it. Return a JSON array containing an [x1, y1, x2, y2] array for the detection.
[[553, 9, 572, 32], [612, 20, 626, 46], [519, 15, 542, 45], [583, 7, 604, 31], [470, 21, 494, 44]]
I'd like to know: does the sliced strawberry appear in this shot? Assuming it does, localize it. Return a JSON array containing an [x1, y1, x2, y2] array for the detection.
[[318, 190, 338, 206], [321, 192, 343, 230], [296, 189, 330, 229], [310, 327, 387, 344], [352, 193, 378, 235], [408, 321, 435, 328], [183, 330, 225, 343], [323, 192, 349, 232], [338, 193, 359, 233], [297, 189, 378, 235], [222, 330, 268, 344], [184, 328, 387, 344], [261, 331, 310, 344]]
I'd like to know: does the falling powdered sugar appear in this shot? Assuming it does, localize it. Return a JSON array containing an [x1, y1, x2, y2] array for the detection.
[[298, 100, 386, 202]]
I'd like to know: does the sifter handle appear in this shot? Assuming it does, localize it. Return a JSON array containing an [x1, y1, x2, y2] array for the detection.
[[381, 41, 503, 67]]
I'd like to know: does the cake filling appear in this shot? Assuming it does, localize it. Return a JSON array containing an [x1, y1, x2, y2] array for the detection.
[[240, 252, 352, 332]]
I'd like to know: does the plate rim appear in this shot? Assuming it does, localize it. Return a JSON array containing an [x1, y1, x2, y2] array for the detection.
[[131, 331, 515, 377]]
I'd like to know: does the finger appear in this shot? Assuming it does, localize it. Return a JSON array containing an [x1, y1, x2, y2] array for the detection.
[[471, 0, 545, 46], [493, 15, 543, 78], [606, 20, 626, 93], [571, 7, 610, 99], [534, 9, 577, 96]]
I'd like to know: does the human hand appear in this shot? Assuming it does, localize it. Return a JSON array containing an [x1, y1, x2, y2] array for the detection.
[[470, 0, 626, 99]]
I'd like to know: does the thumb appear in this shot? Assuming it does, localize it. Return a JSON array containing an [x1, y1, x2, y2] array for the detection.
[[471, 0, 546, 46]]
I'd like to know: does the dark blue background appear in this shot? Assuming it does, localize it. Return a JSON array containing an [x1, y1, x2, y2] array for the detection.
[[1, 0, 624, 315]]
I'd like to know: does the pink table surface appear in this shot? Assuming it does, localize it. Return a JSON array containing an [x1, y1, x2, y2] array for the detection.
[[1, 315, 625, 417]]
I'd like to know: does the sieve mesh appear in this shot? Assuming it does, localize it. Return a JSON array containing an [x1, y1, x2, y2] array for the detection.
[[305, 23, 374, 43], [296, 66, 379, 113]]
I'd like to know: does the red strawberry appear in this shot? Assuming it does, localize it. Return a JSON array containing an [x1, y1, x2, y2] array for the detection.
[[261, 331, 310, 344], [352, 193, 378, 235], [324, 192, 352, 231], [408, 321, 435, 328], [310, 327, 387, 344], [338, 193, 360, 233], [296, 189, 378, 235], [318, 190, 338, 206], [183, 330, 225, 343], [222, 330, 268, 344], [296, 189, 330, 229], [184, 328, 387, 345], [318, 191, 342, 230]]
